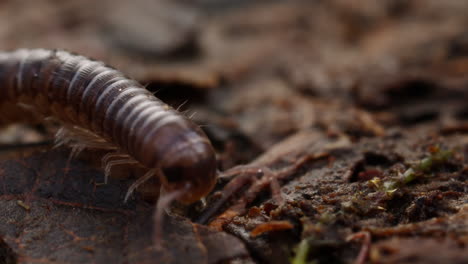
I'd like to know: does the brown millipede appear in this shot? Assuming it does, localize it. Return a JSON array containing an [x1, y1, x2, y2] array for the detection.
[[0, 48, 217, 207]]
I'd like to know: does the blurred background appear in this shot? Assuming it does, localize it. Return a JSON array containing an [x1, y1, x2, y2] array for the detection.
[[1, 0, 467, 83]]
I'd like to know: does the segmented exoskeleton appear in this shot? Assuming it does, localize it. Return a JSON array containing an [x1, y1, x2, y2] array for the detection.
[[0, 49, 217, 205]]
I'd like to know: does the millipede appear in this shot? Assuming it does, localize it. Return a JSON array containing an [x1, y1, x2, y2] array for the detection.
[[0, 49, 218, 241]]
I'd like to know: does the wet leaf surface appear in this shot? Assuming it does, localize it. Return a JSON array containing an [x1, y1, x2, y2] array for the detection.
[[0, 149, 250, 264]]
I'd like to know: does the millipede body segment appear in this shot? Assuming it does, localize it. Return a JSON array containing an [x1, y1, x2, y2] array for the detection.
[[0, 49, 217, 203]]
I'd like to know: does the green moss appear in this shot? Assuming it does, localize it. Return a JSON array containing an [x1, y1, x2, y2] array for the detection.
[[403, 147, 453, 184], [368, 147, 454, 191], [415, 147, 453, 173], [291, 238, 319, 264], [401, 168, 416, 184]]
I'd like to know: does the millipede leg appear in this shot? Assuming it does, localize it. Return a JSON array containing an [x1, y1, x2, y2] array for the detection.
[[103, 158, 139, 184], [101, 152, 131, 168], [124, 169, 157, 202], [55, 125, 117, 155]]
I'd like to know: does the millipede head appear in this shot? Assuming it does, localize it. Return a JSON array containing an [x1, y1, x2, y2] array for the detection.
[[159, 139, 217, 204]]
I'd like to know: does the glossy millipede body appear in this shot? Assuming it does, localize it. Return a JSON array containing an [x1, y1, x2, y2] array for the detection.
[[0, 49, 217, 204]]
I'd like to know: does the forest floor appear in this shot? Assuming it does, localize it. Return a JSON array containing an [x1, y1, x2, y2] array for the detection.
[[0, 1, 467, 263]]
